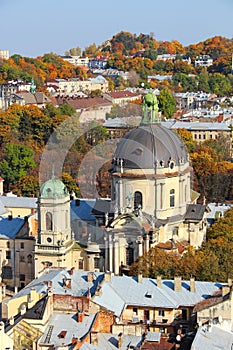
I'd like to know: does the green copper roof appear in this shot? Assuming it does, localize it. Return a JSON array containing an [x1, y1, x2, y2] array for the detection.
[[40, 177, 69, 199]]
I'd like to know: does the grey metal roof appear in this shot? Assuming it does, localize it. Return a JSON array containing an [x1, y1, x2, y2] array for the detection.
[[93, 276, 223, 317], [191, 325, 233, 349], [97, 333, 143, 350], [0, 195, 37, 209], [39, 312, 96, 347], [114, 124, 188, 169], [162, 121, 231, 131], [7, 269, 104, 304], [184, 204, 206, 221]]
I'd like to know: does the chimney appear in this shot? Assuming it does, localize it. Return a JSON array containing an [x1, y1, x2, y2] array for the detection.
[[228, 278, 232, 287], [70, 267, 75, 276], [174, 276, 182, 291], [222, 285, 230, 297], [90, 331, 98, 345], [77, 311, 84, 323], [63, 278, 72, 289], [190, 277, 195, 293], [87, 272, 94, 283], [138, 273, 143, 283], [118, 332, 123, 348], [157, 275, 162, 288], [104, 271, 113, 282]]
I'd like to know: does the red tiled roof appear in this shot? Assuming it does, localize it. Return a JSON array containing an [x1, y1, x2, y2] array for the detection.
[[193, 289, 225, 312], [142, 337, 175, 350], [107, 90, 140, 99], [156, 241, 189, 254], [55, 97, 112, 110]]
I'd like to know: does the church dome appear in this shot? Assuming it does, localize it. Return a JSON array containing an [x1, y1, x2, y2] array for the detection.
[[40, 177, 69, 199], [114, 124, 189, 169]]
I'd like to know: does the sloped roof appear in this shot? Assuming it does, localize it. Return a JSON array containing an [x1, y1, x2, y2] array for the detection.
[[71, 199, 96, 221], [7, 269, 104, 303], [191, 325, 233, 350], [55, 96, 112, 110], [0, 216, 25, 239], [106, 91, 140, 99], [184, 204, 206, 221], [93, 275, 223, 317], [0, 195, 37, 209], [39, 312, 97, 347]]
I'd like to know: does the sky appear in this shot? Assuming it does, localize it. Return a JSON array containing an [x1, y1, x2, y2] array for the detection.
[[1, 0, 233, 58]]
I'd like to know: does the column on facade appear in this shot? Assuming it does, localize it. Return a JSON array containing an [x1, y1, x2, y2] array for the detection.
[[108, 235, 113, 272], [160, 183, 165, 209], [119, 179, 123, 212], [179, 177, 183, 206], [113, 238, 119, 275], [104, 235, 108, 272], [144, 234, 150, 254], [137, 236, 143, 257]]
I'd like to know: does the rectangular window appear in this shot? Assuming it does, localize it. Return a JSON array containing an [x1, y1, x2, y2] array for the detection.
[[20, 242, 24, 249], [78, 259, 84, 269], [20, 255, 25, 262], [20, 274, 25, 281], [6, 251, 11, 260], [158, 310, 165, 317], [133, 308, 138, 315], [94, 257, 99, 269]]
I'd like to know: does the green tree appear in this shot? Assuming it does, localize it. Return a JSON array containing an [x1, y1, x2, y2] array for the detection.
[[158, 88, 176, 118], [0, 143, 36, 190], [58, 103, 76, 116]]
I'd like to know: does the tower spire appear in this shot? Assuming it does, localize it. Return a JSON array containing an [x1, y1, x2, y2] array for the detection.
[[51, 165, 55, 179]]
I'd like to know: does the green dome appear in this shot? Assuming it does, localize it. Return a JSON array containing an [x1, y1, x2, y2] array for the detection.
[[40, 177, 69, 199]]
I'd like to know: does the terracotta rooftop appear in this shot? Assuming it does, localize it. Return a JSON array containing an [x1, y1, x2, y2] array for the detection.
[[55, 96, 112, 110], [156, 240, 189, 254], [193, 287, 231, 312], [106, 90, 140, 99]]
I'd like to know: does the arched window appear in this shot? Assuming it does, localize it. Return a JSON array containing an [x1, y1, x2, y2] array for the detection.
[[46, 212, 53, 231], [170, 189, 175, 207], [27, 254, 33, 264], [134, 191, 143, 210]]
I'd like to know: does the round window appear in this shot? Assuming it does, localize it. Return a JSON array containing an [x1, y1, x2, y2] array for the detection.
[[47, 237, 52, 243]]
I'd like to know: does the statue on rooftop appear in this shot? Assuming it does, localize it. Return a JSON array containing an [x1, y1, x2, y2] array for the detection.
[[141, 91, 160, 124]]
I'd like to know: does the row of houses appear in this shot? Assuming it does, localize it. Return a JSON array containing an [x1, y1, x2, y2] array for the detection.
[[0, 268, 232, 349]]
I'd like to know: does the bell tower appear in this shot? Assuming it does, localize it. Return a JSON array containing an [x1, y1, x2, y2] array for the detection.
[[34, 172, 74, 276]]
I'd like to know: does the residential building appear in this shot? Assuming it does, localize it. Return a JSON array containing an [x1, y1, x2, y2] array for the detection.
[[47, 75, 109, 96], [0, 50, 9, 60], [103, 90, 142, 106], [89, 56, 109, 69], [162, 121, 232, 145], [54, 96, 112, 122], [61, 55, 90, 67], [0, 215, 35, 290], [0, 269, 225, 349], [194, 55, 213, 68]]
